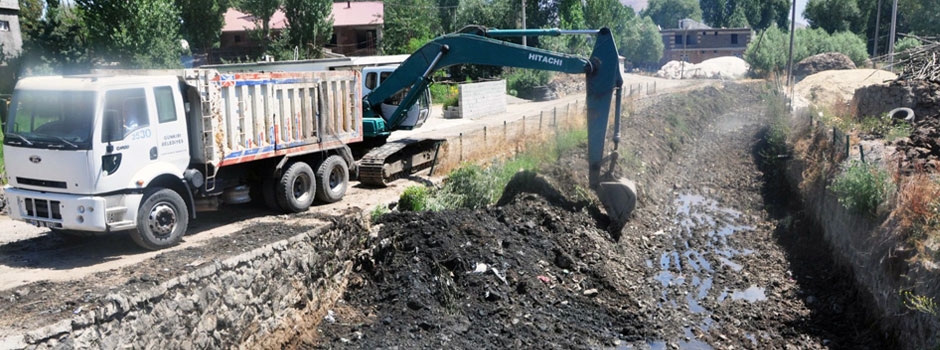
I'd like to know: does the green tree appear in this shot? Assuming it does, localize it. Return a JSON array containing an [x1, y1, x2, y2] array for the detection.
[[17, 0, 44, 38], [804, 0, 864, 33], [383, 0, 441, 54], [236, 0, 283, 54], [641, 0, 701, 29], [176, 0, 230, 55], [897, 0, 940, 37], [743, 24, 788, 76], [282, 0, 333, 58], [541, 0, 590, 54], [77, 0, 183, 68], [628, 16, 665, 65], [21, 2, 92, 73], [727, 6, 749, 27]]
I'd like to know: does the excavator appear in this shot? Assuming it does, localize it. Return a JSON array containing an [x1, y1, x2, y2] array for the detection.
[[355, 26, 637, 231]]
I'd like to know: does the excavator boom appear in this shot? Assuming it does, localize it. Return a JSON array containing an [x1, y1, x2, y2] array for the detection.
[[361, 26, 636, 232]]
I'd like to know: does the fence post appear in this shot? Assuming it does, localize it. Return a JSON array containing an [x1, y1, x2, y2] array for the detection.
[[504, 120, 508, 141], [845, 135, 850, 159], [859, 144, 865, 163], [522, 115, 526, 137], [539, 111, 544, 131], [483, 126, 487, 143], [459, 132, 463, 162]]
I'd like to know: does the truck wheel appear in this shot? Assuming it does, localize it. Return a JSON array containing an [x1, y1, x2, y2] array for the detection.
[[261, 175, 282, 211], [131, 188, 189, 250], [277, 161, 316, 213], [316, 155, 349, 203]]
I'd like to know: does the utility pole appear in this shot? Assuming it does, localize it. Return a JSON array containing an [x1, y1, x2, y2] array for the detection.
[[873, 0, 882, 57], [786, 0, 796, 88], [521, 0, 527, 46], [888, 0, 898, 69]]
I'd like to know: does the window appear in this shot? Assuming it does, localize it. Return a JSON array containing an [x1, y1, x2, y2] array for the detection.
[[731, 34, 739, 45], [234, 35, 242, 43], [365, 72, 378, 90], [155, 86, 176, 123], [103, 88, 148, 142], [0, 21, 9, 32], [674, 34, 683, 44]]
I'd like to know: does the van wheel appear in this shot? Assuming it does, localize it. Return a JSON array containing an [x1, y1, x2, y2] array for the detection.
[[277, 161, 316, 213], [131, 188, 188, 250], [316, 155, 349, 203]]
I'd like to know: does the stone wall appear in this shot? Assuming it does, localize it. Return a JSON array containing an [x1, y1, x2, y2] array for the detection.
[[853, 80, 940, 119], [787, 118, 940, 349], [458, 80, 507, 119], [10, 224, 359, 349]]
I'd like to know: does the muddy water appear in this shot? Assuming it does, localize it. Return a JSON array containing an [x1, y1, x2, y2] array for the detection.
[[640, 194, 765, 349]]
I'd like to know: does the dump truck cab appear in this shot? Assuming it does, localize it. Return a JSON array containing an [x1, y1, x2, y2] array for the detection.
[[3, 75, 190, 233]]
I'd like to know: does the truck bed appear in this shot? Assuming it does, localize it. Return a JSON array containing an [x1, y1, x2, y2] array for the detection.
[[187, 70, 363, 167]]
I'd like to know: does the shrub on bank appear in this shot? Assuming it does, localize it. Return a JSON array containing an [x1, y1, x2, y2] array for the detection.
[[829, 160, 891, 216]]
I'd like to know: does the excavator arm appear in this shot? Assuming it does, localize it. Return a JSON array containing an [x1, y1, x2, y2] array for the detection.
[[362, 26, 636, 232]]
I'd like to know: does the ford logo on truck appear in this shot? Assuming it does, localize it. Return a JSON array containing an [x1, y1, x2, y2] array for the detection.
[[29, 155, 41, 164]]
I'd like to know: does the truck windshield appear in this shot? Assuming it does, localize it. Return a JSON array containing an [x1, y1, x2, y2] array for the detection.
[[4, 90, 96, 150]]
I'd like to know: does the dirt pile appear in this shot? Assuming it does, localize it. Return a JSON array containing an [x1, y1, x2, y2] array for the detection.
[[890, 109, 940, 173], [311, 191, 647, 348], [795, 69, 897, 109], [794, 52, 857, 81]]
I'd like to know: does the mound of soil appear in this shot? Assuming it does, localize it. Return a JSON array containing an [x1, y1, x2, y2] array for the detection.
[[795, 52, 857, 81], [891, 110, 940, 173], [313, 193, 646, 348]]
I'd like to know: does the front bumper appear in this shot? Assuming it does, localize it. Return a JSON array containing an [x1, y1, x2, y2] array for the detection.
[[3, 186, 142, 232]]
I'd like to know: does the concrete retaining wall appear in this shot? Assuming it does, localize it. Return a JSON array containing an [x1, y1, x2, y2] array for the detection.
[[7, 224, 359, 349], [458, 80, 507, 119]]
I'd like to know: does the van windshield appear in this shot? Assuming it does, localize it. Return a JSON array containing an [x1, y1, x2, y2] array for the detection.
[[4, 90, 96, 150]]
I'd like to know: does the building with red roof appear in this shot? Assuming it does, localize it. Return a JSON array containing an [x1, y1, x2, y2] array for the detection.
[[216, 1, 383, 62]]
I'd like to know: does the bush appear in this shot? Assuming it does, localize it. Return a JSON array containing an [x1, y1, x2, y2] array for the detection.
[[745, 25, 870, 76], [399, 185, 432, 211], [505, 68, 552, 97], [829, 161, 891, 216], [439, 165, 494, 209]]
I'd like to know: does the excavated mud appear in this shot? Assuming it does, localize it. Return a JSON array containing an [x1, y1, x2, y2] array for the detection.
[[300, 83, 889, 348]]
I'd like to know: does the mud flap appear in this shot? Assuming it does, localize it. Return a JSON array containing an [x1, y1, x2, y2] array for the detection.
[[597, 178, 637, 238]]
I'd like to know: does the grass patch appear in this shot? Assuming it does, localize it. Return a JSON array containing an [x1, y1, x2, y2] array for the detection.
[[829, 160, 891, 216], [398, 127, 587, 211]]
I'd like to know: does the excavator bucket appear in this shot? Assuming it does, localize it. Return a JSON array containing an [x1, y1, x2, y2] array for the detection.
[[597, 178, 637, 234]]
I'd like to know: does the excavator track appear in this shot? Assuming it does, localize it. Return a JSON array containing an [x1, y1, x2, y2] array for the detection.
[[358, 138, 444, 187]]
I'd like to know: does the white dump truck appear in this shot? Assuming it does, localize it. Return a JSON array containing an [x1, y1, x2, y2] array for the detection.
[[2, 69, 368, 249]]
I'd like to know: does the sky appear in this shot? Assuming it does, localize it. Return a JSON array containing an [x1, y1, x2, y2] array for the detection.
[[620, 0, 810, 26]]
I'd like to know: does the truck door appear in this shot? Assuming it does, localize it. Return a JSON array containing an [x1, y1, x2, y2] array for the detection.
[[99, 88, 159, 189], [151, 85, 189, 172]]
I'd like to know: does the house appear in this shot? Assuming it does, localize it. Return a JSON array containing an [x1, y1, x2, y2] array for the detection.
[[216, 1, 383, 63], [0, 0, 22, 61], [659, 19, 751, 66]]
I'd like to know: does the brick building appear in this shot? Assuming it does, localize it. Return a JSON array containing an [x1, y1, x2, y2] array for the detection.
[[660, 19, 751, 66]]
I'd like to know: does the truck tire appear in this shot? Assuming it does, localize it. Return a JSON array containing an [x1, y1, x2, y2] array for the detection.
[[315, 155, 349, 203], [277, 161, 316, 213], [261, 175, 282, 211], [131, 188, 188, 250]]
